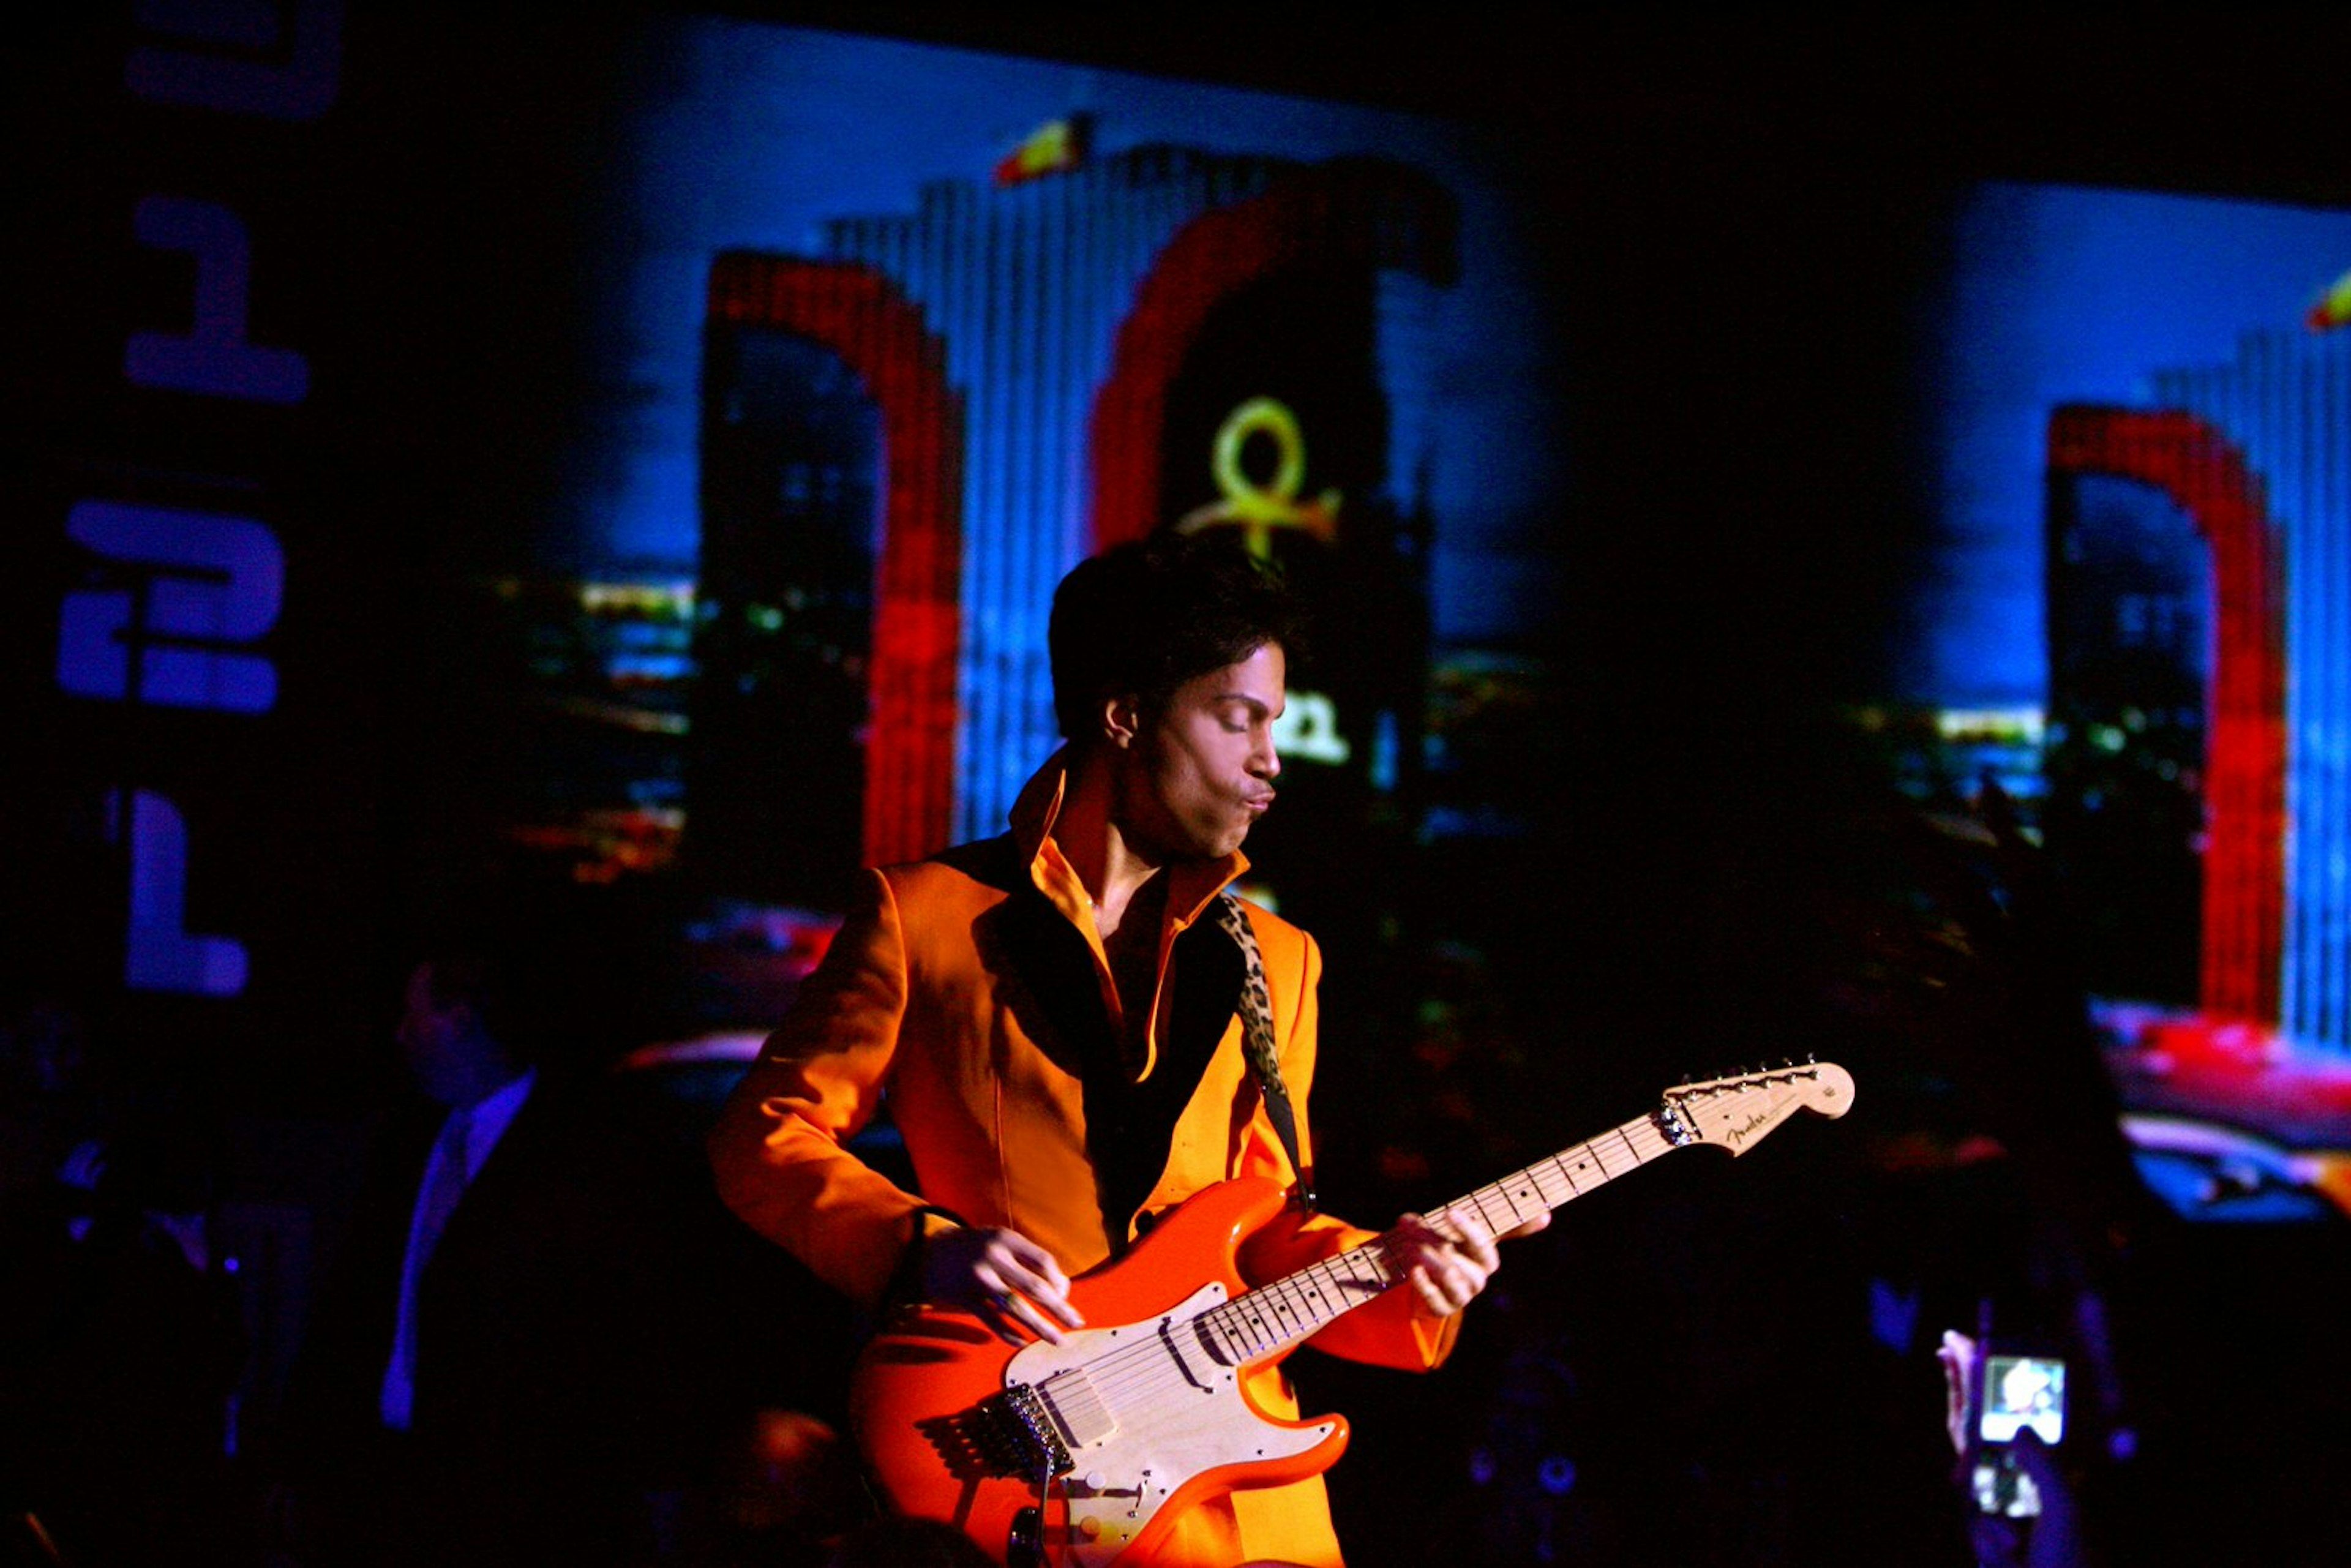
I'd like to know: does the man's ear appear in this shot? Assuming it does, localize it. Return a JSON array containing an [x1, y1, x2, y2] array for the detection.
[[1101, 694, 1142, 750]]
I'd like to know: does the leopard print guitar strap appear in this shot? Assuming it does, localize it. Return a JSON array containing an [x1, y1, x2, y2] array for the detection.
[[1210, 889, 1316, 1214]]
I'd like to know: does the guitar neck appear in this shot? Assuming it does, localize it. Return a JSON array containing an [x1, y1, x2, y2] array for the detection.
[[1199, 1109, 1681, 1365]]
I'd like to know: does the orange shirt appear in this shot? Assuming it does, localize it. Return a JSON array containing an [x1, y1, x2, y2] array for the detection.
[[709, 757, 1457, 1564]]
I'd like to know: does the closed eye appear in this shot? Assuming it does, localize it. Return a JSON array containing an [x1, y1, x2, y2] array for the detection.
[[1219, 698, 1278, 731]]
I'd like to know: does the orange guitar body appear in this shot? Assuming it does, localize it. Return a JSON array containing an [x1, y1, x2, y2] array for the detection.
[[850, 1176, 1348, 1567], [847, 1062, 1858, 1566]]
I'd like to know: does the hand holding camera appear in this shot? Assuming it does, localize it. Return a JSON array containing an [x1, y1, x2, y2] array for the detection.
[[1939, 1330, 2087, 1566]]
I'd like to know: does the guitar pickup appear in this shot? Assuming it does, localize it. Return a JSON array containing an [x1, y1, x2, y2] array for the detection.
[[1036, 1368, 1116, 1449]]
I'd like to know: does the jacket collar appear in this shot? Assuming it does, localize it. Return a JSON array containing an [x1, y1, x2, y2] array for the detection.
[[1009, 747, 1247, 934]]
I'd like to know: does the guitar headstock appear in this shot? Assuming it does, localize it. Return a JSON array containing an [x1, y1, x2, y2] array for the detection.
[[1660, 1062, 1854, 1157]]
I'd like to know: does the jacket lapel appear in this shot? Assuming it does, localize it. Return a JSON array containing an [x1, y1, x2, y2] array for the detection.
[[972, 842, 1244, 1254]]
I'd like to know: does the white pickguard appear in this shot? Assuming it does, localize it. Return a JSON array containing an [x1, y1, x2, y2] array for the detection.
[[1002, 1281, 1339, 1563]]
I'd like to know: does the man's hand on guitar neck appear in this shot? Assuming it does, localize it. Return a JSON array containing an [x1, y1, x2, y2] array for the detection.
[[1391, 1206, 1552, 1318], [919, 1224, 1087, 1346]]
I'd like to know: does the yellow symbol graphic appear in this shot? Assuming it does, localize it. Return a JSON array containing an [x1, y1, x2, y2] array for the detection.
[[1177, 396, 1341, 558], [1272, 690, 1350, 766]]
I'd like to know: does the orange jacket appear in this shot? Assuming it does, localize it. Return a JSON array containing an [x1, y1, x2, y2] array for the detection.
[[708, 759, 1457, 1564]]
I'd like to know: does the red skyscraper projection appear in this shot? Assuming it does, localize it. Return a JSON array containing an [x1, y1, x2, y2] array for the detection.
[[698, 256, 964, 888], [2047, 406, 2285, 1027], [2150, 332, 2351, 1052]]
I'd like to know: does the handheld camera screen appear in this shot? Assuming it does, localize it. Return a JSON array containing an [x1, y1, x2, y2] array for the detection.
[[1979, 1355, 2066, 1445]]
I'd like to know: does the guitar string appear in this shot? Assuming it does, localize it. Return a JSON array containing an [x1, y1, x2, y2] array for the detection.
[[1046, 1118, 1684, 1419], [1064, 1161, 1644, 1422], [1183, 1122, 1672, 1370], [1087, 1122, 1675, 1401], [1023, 1077, 1801, 1406]]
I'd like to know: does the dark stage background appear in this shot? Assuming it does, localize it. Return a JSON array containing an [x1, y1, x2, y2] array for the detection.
[[9, 7, 2351, 1566]]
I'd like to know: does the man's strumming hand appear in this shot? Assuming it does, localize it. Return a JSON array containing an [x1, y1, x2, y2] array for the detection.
[[920, 1224, 1087, 1345]]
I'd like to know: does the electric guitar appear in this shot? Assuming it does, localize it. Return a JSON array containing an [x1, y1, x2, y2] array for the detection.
[[850, 1061, 1854, 1566]]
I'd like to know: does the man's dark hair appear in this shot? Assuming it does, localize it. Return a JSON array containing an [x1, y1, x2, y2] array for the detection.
[[1048, 531, 1303, 740]]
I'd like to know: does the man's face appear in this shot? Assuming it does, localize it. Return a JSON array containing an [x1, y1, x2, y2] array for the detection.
[[1119, 641, 1285, 863], [397, 962, 489, 1106]]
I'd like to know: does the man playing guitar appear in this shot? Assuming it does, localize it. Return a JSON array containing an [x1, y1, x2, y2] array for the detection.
[[708, 531, 1543, 1566]]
